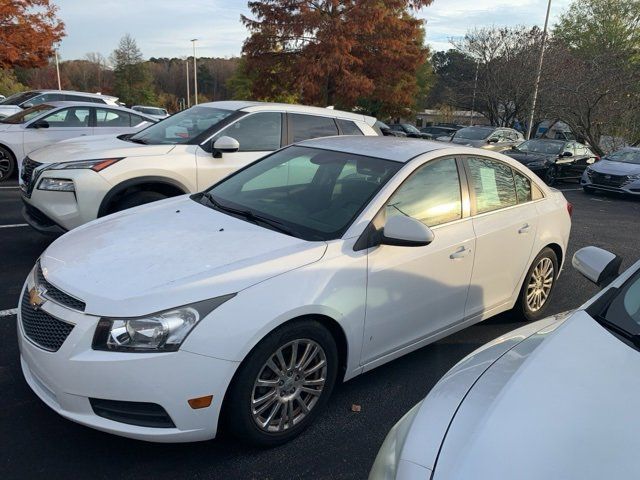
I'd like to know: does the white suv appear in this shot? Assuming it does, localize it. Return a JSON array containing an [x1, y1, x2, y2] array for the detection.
[[20, 101, 378, 233]]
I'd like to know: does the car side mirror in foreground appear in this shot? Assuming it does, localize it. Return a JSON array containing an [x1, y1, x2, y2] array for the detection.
[[381, 215, 434, 247], [573, 246, 622, 287], [212, 136, 240, 158]]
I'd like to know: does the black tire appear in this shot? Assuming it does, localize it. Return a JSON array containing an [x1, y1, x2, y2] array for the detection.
[[514, 247, 559, 322], [544, 166, 558, 186], [0, 146, 16, 182], [224, 319, 339, 447], [110, 190, 168, 213]]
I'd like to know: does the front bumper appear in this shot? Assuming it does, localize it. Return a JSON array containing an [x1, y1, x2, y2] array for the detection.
[[581, 171, 640, 195], [17, 280, 239, 443]]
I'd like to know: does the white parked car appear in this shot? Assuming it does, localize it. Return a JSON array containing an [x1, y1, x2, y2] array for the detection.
[[0, 102, 156, 181], [369, 246, 637, 480], [19, 101, 378, 233], [18, 136, 571, 446], [0, 89, 119, 119], [131, 105, 170, 120]]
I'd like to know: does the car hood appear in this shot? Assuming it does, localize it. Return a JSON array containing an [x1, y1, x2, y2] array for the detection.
[[590, 158, 640, 175], [39, 196, 328, 317], [504, 151, 555, 164], [27, 134, 175, 164], [433, 311, 640, 480]]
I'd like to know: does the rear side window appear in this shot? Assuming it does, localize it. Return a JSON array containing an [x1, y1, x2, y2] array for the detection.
[[290, 114, 339, 142], [95, 108, 131, 127], [336, 119, 363, 136], [467, 157, 518, 214]]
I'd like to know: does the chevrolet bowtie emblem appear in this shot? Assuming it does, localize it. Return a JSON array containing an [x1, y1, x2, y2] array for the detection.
[[28, 286, 46, 310]]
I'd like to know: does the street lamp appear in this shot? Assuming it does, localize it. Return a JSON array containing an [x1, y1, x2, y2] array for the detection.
[[185, 57, 190, 108], [54, 46, 61, 90], [526, 0, 552, 140], [191, 39, 198, 105]]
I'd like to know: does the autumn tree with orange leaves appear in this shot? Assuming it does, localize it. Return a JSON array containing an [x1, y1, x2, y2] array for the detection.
[[0, 0, 65, 69], [241, 0, 433, 118]]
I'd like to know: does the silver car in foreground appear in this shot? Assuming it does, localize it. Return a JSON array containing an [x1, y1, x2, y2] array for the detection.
[[371, 246, 639, 480]]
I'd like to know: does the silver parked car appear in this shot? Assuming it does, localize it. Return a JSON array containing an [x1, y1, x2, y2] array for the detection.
[[0, 90, 119, 119], [447, 126, 524, 152], [131, 105, 170, 120], [582, 147, 640, 195], [371, 245, 640, 480]]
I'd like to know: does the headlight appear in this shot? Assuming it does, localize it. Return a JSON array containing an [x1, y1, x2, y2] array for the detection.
[[92, 294, 235, 352], [369, 401, 423, 480], [628, 173, 640, 180], [38, 178, 75, 191], [50, 158, 123, 172]]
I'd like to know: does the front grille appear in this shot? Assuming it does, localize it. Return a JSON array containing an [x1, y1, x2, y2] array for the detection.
[[89, 398, 176, 428], [36, 262, 86, 312], [590, 172, 628, 188], [21, 157, 42, 197], [21, 290, 74, 352]]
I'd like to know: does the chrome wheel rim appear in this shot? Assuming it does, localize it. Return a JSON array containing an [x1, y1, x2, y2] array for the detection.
[[251, 339, 327, 433], [526, 257, 554, 312]]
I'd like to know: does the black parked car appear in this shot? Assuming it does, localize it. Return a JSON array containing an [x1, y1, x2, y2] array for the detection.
[[504, 139, 599, 185], [420, 125, 459, 140], [375, 121, 407, 137], [387, 123, 429, 139]]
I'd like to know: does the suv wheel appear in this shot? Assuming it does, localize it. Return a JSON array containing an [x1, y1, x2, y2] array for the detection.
[[225, 320, 338, 447]]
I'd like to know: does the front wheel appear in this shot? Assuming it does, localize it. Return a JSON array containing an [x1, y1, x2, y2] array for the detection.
[[225, 320, 338, 447], [110, 190, 168, 213], [0, 146, 16, 182], [514, 247, 558, 321]]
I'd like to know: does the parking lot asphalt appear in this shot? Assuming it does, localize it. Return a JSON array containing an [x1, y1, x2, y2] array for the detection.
[[1, 181, 639, 480]]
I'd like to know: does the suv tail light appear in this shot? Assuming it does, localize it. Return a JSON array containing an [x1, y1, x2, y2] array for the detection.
[[567, 202, 573, 217]]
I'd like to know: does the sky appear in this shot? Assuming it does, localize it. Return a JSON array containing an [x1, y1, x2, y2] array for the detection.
[[54, 0, 572, 61]]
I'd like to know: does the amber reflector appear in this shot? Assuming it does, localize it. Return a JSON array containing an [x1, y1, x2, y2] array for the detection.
[[188, 395, 213, 409]]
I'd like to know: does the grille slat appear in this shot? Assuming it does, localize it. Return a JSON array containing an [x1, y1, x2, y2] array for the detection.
[[37, 263, 86, 312], [590, 172, 628, 188], [21, 291, 74, 352]]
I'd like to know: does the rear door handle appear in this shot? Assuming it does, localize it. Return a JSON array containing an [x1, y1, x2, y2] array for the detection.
[[450, 246, 471, 260], [518, 224, 531, 234]]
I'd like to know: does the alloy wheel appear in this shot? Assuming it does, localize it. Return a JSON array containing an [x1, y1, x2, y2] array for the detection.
[[251, 339, 327, 433], [526, 257, 554, 312], [0, 150, 10, 180]]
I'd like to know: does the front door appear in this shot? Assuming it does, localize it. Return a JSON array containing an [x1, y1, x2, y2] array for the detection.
[[23, 106, 93, 155], [362, 157, 476, 365]]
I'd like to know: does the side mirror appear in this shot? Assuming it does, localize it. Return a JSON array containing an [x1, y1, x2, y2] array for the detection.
[[212, 136, 239, 158], [572, 246, 622, 287], [381, 215, 434, 247], [562, 151, 573, 157], [487, 137, 499, 144], [22, 102, 34, 109], [30, 120, 49, 129]]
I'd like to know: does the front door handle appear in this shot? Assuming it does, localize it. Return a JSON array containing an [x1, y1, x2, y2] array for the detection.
[[518, 224, 531, 234], [450, 246, 471, 260]]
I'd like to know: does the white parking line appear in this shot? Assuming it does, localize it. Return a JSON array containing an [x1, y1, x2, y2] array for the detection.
[[0, 308, 17, 317], [0, 186, 19, 189], [0, 223, 28, 229]]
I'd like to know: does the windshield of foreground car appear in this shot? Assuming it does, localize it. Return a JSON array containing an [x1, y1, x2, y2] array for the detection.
[[604, 149, 640, 165], [516, 139, 564, 155], [0, 91, 40, 106], [593, 269, 640, 348], [453, 127, 493, 140], [0, 104, 55, 124], [128, 106, 234, 145], [201, 145, 401, 241]]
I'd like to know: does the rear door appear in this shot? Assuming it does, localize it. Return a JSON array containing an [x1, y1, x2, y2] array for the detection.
[[464, 156, 539, 318], [22, 106, 92, 155]]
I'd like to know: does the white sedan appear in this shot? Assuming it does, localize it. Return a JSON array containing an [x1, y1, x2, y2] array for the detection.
[[370, 246, 637, 480], [18, 136, 571, 446], [0, 102, 155, 181]]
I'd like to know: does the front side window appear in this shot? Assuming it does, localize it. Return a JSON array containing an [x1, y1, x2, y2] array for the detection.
[[203, 146, 400, 240], [95, 108, 131, 127], [41, 107, 90, 127], [212, 112, 282, 151], [290, 114, 339, 142], [467, 157, 518, 214], [386, 158, 462, 227]]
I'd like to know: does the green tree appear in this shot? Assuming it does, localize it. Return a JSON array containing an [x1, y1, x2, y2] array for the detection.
[[111, 34, 156, 106], [0, 69, 27, 96]]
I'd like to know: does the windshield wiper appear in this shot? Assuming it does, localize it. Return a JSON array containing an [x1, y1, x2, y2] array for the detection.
[[201, 193, 295, 236]]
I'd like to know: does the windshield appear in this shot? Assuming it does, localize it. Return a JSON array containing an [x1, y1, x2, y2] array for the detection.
[[454, 127, 493, 140], [604, 148, 640, 165], [516, 139, 564, 155], [403, 124, 420, 134], [129, 106, 234, 145], [0, 91, 40, 106], [0, 104, 55, 124], [201, 145, 401, 241], [594, 268, 640, 348]]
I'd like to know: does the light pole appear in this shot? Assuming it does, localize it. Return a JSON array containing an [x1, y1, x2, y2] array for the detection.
[[186, 58, 190, 108], [191, 39, 198, 105], [54, 47, 62, 90], [526, 0, 552, 140]]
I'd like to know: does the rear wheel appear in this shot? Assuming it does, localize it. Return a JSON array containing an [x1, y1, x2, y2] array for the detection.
[[110, 190, 168, 213], [225, 320, 338, 447], [0, 146, 15, 182], [515, 247, 558, 321]]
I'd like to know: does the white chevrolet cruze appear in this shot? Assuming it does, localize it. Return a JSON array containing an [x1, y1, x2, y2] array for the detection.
[[19, 101, 378, 233], [18, 136, 571, 446]]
